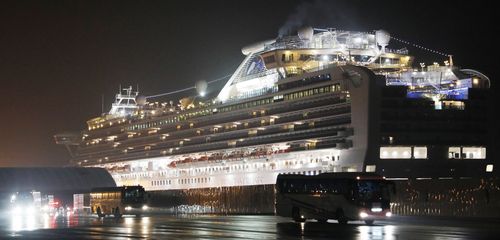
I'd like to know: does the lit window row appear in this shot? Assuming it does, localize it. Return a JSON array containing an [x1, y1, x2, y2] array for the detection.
[[178, 177, 211, 185], [448, 146, 486, 159], [218, 98, 273, 113], [125, 108, 212, 131], [380, 146, 427, 159], [151, 179, 172, 186], [283, 84, 340, 101]]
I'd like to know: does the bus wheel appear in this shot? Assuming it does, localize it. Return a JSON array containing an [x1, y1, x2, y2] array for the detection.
[[336, 209, 348, 225], [292, 207, 305, 223], [364, 220, 374, 225]]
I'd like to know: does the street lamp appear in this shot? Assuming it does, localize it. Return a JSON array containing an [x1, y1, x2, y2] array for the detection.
[[420, 62, 426, 72]]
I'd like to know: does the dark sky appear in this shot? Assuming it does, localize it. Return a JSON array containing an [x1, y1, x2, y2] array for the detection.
[[0, 0, 497, 167]]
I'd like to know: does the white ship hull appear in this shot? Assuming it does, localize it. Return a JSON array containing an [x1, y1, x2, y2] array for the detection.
[[101, 148, 344, 191]]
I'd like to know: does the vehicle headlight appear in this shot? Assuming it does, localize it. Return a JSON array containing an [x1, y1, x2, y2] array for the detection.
[[25, 206, 35, 215], [13, 206, 22, 214], [385, 212, 392, 217], [142, 205, 148, 210], [359, 211, 369, 218], [125, 206, 132, 211]]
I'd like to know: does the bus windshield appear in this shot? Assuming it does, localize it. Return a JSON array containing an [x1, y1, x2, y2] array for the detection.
[[123, 187, 145, 203], [356, 180, 390, 202]]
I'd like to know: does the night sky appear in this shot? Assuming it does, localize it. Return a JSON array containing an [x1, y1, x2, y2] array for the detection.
[[0, 0, 497, 167]]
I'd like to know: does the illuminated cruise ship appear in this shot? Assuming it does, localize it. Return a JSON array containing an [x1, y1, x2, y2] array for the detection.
[[56, 27, 492, 194]]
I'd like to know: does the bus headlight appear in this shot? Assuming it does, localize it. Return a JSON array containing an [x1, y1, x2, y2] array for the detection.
[[125, 206, 132, 211], [142, 205, 148, 210], [385, 212, 392, 217], [359, 212, 369, 218], [13, 206, 22, 214], [26, 206, 35, 215]]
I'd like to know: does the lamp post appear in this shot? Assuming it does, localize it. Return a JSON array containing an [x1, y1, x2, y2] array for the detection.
[[420, 62, 425, 72]]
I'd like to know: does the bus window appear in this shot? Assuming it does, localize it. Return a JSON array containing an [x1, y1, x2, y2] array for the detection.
[[356, 181, 390, 201]]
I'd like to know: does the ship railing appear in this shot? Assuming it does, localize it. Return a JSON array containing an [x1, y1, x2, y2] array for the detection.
[[223, 86, 278, 103], [79, 100, 350, 156], [236, 69, 279, 83], [91, 125, 344, 168], [303, 63, 340, 73], [385, 48, 409, 55]]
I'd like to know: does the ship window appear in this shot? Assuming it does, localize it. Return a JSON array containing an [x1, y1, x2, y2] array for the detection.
[[462, 147, 486, 159], [448, 147, 461, 159], [413, 147, 427, 159], [264, 55, 275, 64], [448, 146, 486, 159], [380, 146, 412, 159]]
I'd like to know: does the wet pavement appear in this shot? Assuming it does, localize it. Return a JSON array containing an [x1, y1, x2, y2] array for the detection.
[[1, 213, 499, 239]]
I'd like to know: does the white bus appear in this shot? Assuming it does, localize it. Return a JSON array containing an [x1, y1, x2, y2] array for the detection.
[[275, 173, 394, 224]]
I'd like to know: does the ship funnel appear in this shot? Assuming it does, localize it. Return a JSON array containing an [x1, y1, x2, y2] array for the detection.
[[375, 30, 390, 52], [298, 26, 314, 40]]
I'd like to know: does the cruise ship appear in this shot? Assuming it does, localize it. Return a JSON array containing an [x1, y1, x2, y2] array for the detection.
[[56, 27, 492, 197]]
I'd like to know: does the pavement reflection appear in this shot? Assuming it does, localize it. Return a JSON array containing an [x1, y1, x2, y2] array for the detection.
[[0, 214, 499, 239]]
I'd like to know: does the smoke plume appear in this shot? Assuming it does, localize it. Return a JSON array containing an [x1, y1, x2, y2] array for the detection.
[[278, 0, 359, 37]]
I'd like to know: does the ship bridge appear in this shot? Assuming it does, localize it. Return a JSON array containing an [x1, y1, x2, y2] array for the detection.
[[216, 28, 412, 103]]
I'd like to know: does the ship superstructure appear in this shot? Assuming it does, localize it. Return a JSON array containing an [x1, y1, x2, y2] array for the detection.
[[56, 27, 492, 191]]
